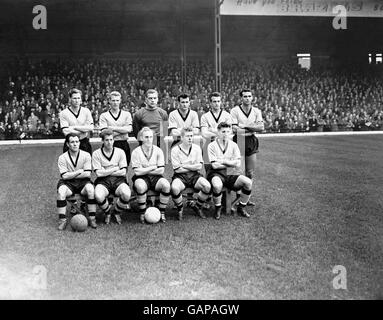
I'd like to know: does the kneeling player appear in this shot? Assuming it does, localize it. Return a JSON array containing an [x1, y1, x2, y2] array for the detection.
[[207, 122, 252, 219], [56, 133, 97, 230], [131, 127, 170, 223], [92, 129, 131, 225], [170, 127, 211, 220]]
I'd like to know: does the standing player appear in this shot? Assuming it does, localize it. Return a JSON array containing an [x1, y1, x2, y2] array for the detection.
[[230, 89, 264, 206], [132, 89, 168, 147], [99, 91, 133, 166], [131, 127, 170, 223], [56, 133, 97, 230], [168, 93, 200, 147], [92, 129, 131, 225], [207, 122, 253, 219], [200, 92, 232, 142], [170, 127, 211, 220], [59, 88, 94, 154]]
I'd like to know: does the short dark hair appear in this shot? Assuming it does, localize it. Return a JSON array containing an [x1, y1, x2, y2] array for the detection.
[[65, 133, 79, 145], [217, 122, 231, 130], [100, 128, 114, 140], [209, 92, 221, 101], [68, 88, 82, 97], [240, 89, 252, 97], [177, 93, 190, 102]]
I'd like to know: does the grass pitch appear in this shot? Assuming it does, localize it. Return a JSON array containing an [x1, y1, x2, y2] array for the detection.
[[0, 135, 382, 299]]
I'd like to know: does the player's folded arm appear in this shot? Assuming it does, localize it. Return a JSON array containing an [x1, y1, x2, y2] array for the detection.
[[224, 159, 241, 168], [111, 169, 126, 177], [78, 170, 92, 179], [150, 166, 164, 175], [185, 162, 202, 171], [94, 168, 111, 177], [61, 171, 80, 180], [244, 122, 264, 132], [133, 166, 154, 176], [73, 124, 94, 133], [112, 126, 130, 134], [60, 171, 68, 178], [211, 160, 226, 170]]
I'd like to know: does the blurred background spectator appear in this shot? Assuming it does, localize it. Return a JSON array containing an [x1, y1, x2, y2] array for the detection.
[[0, 58, 382, 139]]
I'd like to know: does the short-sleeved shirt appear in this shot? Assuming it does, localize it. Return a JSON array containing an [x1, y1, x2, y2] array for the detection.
[[170, 143, 204, 171], [131, 145, 165, 170], [230, 105, 264, 137], [58, 150, 92, 177], [59, 106, 94, 140], [207, 139, 242, 175], [168, 109, 200, 132], [200, 110, 232, 132], [92, 147, 127, 172], [99, 109, 132, 141]]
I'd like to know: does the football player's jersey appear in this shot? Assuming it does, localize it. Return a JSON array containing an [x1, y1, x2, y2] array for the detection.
[[168, 109, 200, 131], [170, 143, 204, 170], [131, 145, 165, 169], [58, 150, 92, 177], [230, 105, 263, 137], [200, 109, 232, 131], [132, 107, 168, 138], [207, 139, 242, 175], [99, 109, 132, 141], [59, 106, 94, 140], [92, 147, 127, 172]]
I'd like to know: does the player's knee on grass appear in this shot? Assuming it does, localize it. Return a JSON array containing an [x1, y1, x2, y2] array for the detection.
[[235, 175, 252, 191], [94, 185, 108, 204], [134, 179, 148, 195], [211, 176, 223, 193], [57, 186, 71, 200], [82, 183, 94, 198], [171, 179, 184, 196], [117, 184, 131, 202], [243, 176, 253, 191], [157, 178, 170, 193], [196, 177, 211, 194]]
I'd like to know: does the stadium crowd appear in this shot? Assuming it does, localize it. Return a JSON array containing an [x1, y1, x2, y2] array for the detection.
[[1, 58, 383, 140]]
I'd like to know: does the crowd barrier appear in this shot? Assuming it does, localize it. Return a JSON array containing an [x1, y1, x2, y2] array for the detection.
[[1, 130, 383, 147]]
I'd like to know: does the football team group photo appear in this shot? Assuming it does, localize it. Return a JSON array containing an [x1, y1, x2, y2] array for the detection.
[[0, 0, 382, 301]]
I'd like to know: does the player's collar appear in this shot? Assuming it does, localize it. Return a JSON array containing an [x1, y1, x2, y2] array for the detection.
[[178, 109, 190, 122], [109, 109, 121, 121], [141, 145, 154, 161], [239, 105, 252, 118], [67, 150, 80, 167], [216, 139, 228, 154], [179, 143, 192, 157], [210, 109, 222, 123], [145, 104, 157, 111], [68, 106, 81, 118], [101, 146, 114, 161]]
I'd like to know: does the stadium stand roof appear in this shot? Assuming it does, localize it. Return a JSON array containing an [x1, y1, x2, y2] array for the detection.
[[0, 0, 382, 59]]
